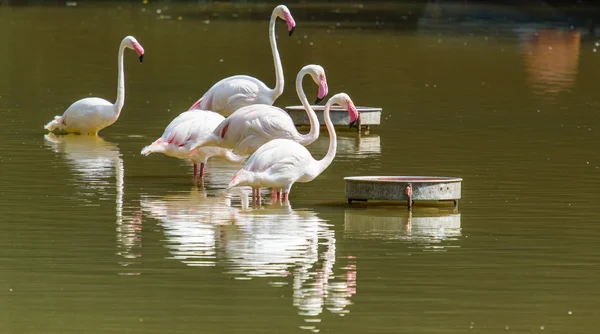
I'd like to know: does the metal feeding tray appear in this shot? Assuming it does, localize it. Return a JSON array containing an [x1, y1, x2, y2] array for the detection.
[[344, 176, 462, 209], [284, 105, 381, 134]]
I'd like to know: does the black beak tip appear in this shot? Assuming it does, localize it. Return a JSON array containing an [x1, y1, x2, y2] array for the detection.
[[139, 54, 144, 63], [348, 120, 358, 129], [314, 97, 323, 105], [289, 27, 295, 37]]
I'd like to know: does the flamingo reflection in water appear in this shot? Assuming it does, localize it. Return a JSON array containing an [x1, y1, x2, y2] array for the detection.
[[141, 187, 249, 267], [44, 134, 143, 271], [44, 133, 124, 194], [222, 205, 357, 326], [142, 192, 357, 328], [44, 134, 143, 273]]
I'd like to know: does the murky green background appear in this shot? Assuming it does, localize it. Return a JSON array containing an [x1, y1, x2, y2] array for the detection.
[[1, 2, 600, 333]]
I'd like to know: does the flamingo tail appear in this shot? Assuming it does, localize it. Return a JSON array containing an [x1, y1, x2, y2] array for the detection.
[[44, 115, 65, 132]]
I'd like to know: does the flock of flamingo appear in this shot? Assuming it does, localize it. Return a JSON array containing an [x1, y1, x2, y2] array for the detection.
[[43, 4, 359, 202]]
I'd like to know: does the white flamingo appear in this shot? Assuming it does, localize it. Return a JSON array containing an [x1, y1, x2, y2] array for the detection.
[[141, 110, 244, 180], [187, 4, 296, 116], [44, 36, 144, 135], [227, 93, 359, 201], [189, 64, 328, 157]]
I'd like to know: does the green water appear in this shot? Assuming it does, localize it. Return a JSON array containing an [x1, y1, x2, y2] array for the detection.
[[1, 2, 599, 333]]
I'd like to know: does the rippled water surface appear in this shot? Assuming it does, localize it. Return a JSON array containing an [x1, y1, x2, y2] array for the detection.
[[2, 2, 600, 333]]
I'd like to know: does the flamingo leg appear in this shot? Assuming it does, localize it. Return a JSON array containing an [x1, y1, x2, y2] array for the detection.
[[282, 184, 292, 202], [199, 163, 205, 179], [193, 163, 198, 179], [271, 188, 281, 205]]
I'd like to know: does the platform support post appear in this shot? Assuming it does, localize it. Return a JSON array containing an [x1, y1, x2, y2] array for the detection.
[[406, 183, 413, 210]]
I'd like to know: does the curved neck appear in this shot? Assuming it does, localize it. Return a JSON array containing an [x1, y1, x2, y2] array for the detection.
[[297, 70, 319, 145], [114, 42, 126, 114], [269, 12, 284, 99], [313, 101, 337, 175]]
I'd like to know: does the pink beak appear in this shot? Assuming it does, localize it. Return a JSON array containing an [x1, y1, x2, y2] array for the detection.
[[132, 41, 145, 63], [284, 12, 296, 36], [315, 77, 328, 104], [348, 101, 359, 128]]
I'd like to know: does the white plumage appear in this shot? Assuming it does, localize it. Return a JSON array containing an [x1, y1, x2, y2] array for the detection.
[[228, 93, 359, 201], [141, 110, 243, 179], [189, 76, 275, 116], [44, 36, 145, 135], [189, 64, 329, 157], [188, 5, 296, 116]]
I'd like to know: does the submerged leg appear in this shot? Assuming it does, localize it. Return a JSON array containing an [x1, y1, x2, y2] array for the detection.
[[282, 184, 293, 202], [252, 188, 262, 206]]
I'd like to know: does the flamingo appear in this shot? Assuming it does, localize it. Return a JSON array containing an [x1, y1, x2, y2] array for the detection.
[[227, 93, 359, 201], [44, 36, 144, 135], [141, 110, 244, 181], [189, 64, 328, 157], [187, 4, 296, 116]]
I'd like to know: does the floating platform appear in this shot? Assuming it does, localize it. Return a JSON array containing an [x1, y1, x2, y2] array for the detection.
[[344, 176, 462, 209], [285, 105, 381, 134]]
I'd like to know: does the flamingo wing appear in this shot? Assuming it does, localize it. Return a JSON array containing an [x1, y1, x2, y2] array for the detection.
[[58, 98, 115, 133], [146, 110, 225, 157], [244, 139, 312, 176], [246, 112, 296, 140], [193, 75, 270, 115]]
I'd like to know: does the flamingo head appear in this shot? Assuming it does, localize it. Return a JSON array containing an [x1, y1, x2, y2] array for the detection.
[[124, 36, 145, 63], [305, 65, 328, 104], [332, 93, 359, 129], [275, 5, 296, 37]]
